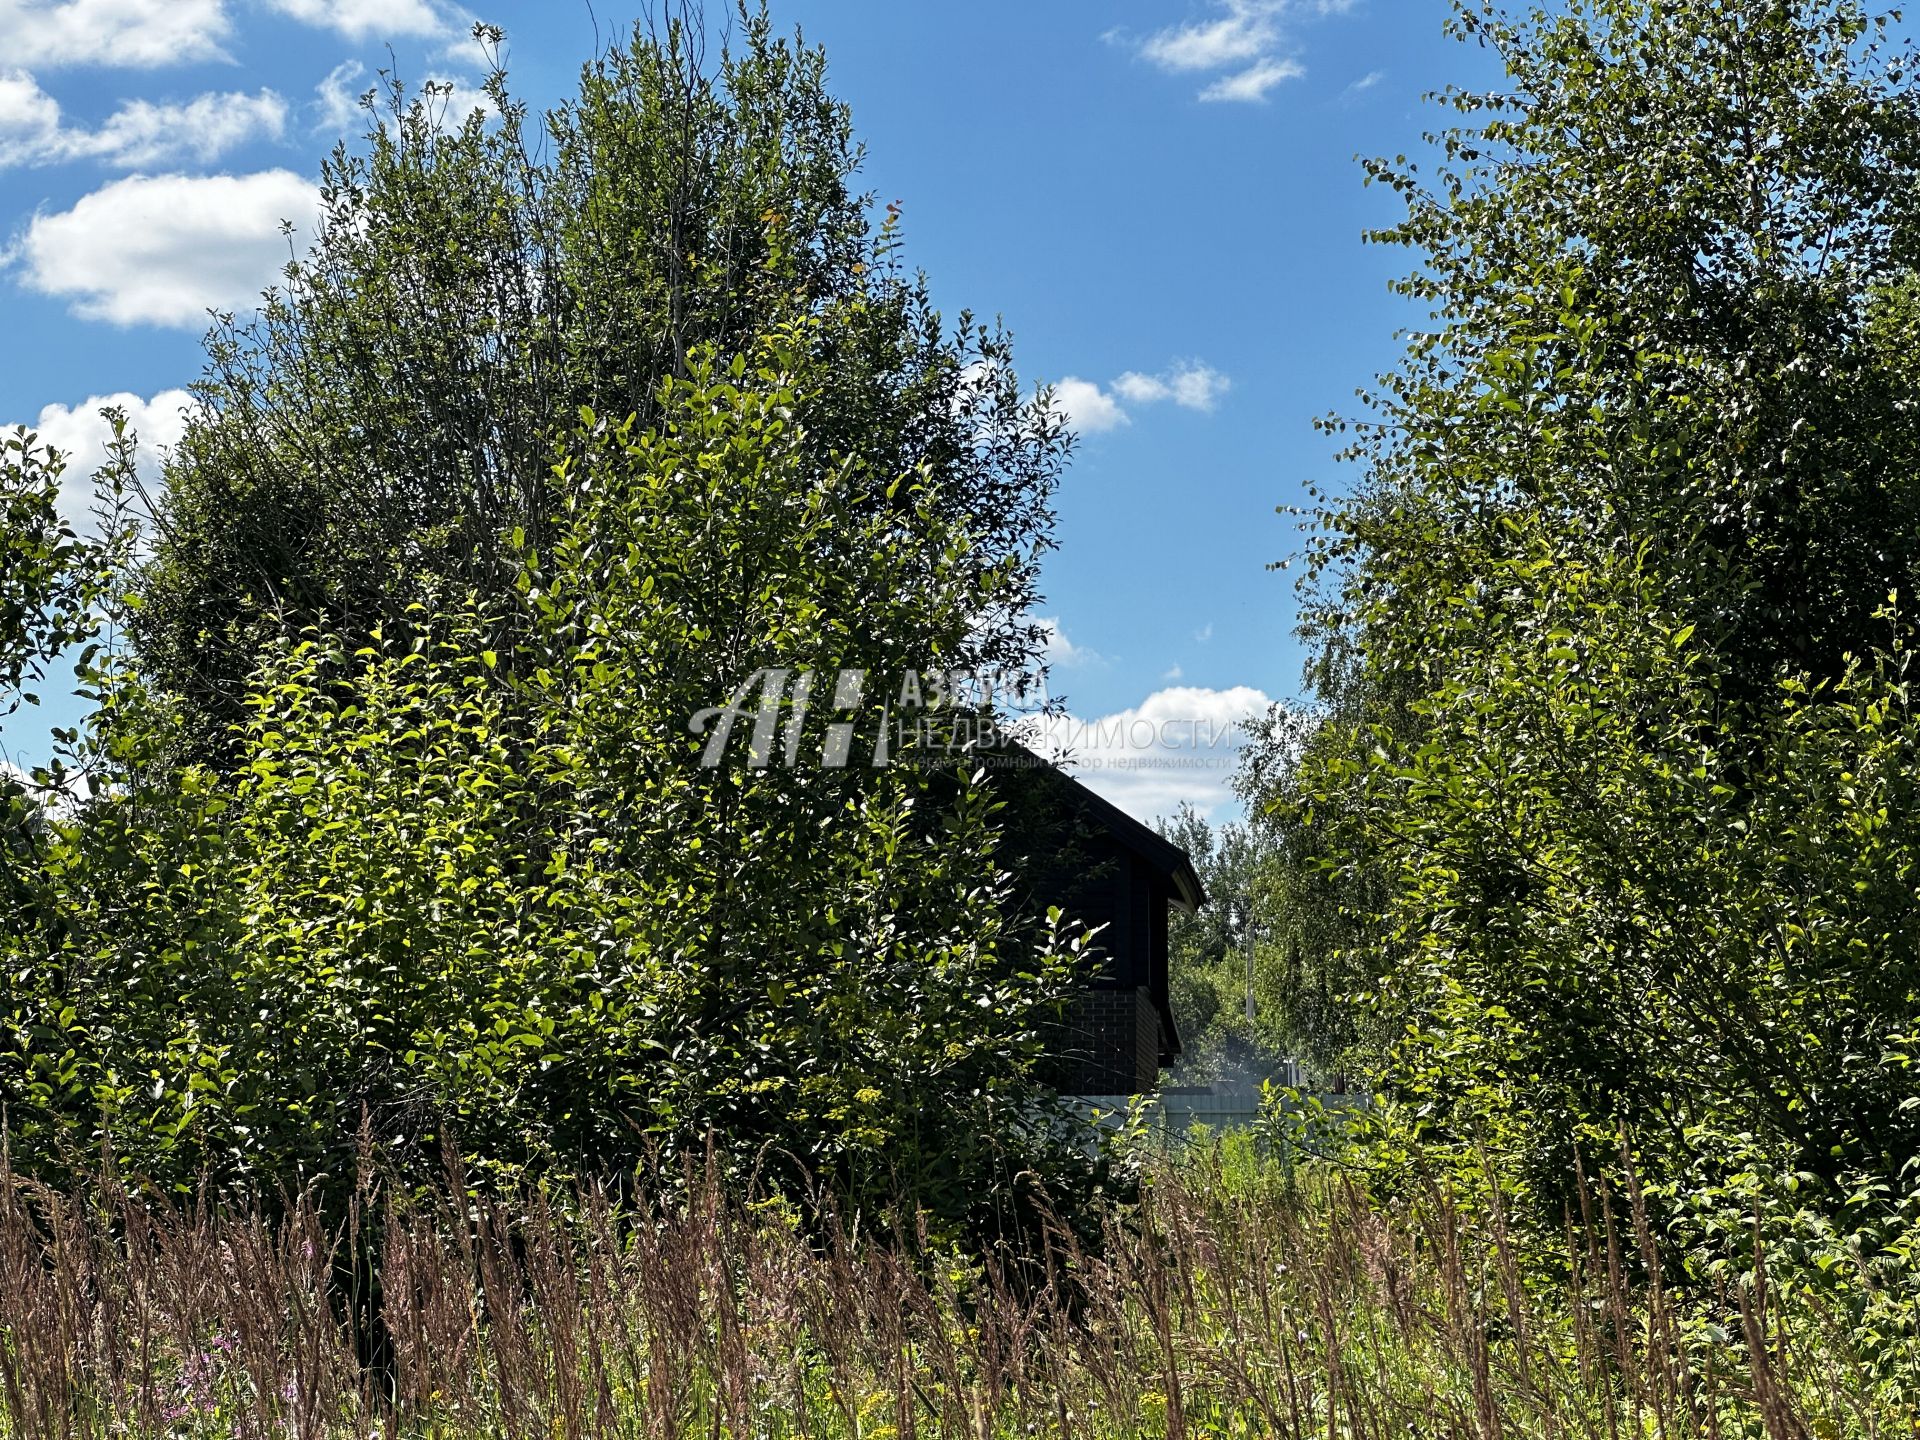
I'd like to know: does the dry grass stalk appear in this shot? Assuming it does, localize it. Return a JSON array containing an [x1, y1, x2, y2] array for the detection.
[[0, 1142, 1903, 1438]]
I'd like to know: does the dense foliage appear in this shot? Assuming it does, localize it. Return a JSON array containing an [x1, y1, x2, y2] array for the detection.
[[1155, 806, 1297, 1085], [0, 439, 89, 724], [1251, 0, 1920, 1259], [138, 6, 1061, 766], [0, 13, 1095, 1237]]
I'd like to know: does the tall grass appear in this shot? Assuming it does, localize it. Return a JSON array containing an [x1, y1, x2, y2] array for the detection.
[[0, 1139, 1906, 1438]]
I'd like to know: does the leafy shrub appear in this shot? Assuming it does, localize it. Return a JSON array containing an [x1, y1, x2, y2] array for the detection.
[[0, 332, 1098, 1237], [1249, 0, 1920, 1268]]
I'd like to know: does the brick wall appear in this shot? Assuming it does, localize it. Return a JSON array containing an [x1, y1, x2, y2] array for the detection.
[[1047, 987, 1159, 1095]]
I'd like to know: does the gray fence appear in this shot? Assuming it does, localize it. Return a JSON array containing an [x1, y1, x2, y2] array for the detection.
[[1068, 1084, 1366, 1143]]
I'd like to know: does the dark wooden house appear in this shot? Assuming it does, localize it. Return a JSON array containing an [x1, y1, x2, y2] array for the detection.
[[996, 745, 1206, 1095]]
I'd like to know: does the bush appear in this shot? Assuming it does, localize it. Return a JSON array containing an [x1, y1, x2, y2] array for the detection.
[[0, 332, 1099, 1238], [1251, 0, 1920, 1262]]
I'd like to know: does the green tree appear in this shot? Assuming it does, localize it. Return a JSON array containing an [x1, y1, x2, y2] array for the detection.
[[1156, 805, 1289, 1083], [1233, 702, 1406, 1083], [2, 434, 88, 935], [138, 5, 1062, 763], [1255, 0, 1920, 1243], [2, 329, 1095, 1235], [1, 435, 92, 727]]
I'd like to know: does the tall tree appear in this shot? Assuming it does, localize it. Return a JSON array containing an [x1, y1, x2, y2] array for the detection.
[[1, 436, 91, 731], [4, 5, 1093, 1233], [3, 328, 1096, 1234], [1257, 0, 1920, 1238], [137, 5, 1061, 761]]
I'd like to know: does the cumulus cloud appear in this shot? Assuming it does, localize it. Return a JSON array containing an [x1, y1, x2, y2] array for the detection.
[[0, 70, 286, 169], [8, 170, 321, 328], [0, 760, 57, 816], [1124, 0, 1355, 104], [2, 0, 472, 70], [313, 59, 368, 133], [0, 68, 60, 139], [1037, 617, 1103, 670], [16, 388, 192, 525], [431, 18, 497, 69], [419, 74, 494, 128], [1111, 362, 1231, 413], [80, 90, 285, 167], [1048, 360, 1232, 436], [1015, 684, 1273, 823], [0, 756, 89, 814], [1139, 3, 1279, 72], [1, 0, 233, 68], [1049, 377, 1130, 435], [315, 61, 490, 138], [263, 0, 463, 40]]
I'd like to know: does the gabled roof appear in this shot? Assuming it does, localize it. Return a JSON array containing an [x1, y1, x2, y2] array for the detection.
[[992, 738, 1206, 913]]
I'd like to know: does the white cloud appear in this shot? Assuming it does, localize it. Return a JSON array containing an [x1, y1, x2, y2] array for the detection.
[[1, 0, 474, 71], [0, 756, 88, 814], [1016, 684, 1273, 823], [1047, 360, 1231, 437], [318, 69, 492, 135], [1194, 622, 1215, 644], [0, 760, 57, 817], [311, 44, 490, 138], [1127, 0, 1355, 103], [1, 0, 472, 70], [1049, 377, 1130, 435], [0, 0, 233, 68], [1347, 69, 1384, 94], [1109, 373, 1163, 405], [262, 0, 462, 40], [1140, 4, 1278, 72], [0, 70, 285, 169], [431, 19, 494, 69], [1200, 56, 1305, 103], [82, 89, 285, 167], [0, 68, 60, 138], [1111, 361, 1231, 413], [8, 169, 321, 328], [18, 388, 192, 524], [1162, 664, 1184, 681], [1038, 617, 1103, 670], [313, 59, 367, 133], [419, 74, 494, 129]]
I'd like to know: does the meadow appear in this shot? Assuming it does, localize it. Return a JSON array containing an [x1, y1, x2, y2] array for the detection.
[[0, 1137, 1904, 1440]]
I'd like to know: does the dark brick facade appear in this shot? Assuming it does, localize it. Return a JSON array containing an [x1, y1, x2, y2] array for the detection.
[[1048, 986, 1164, 1094], [1000, 742, 1205, 1097]]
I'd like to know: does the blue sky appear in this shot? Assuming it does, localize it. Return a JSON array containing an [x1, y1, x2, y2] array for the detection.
[[0, 0, 1498, 822]]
